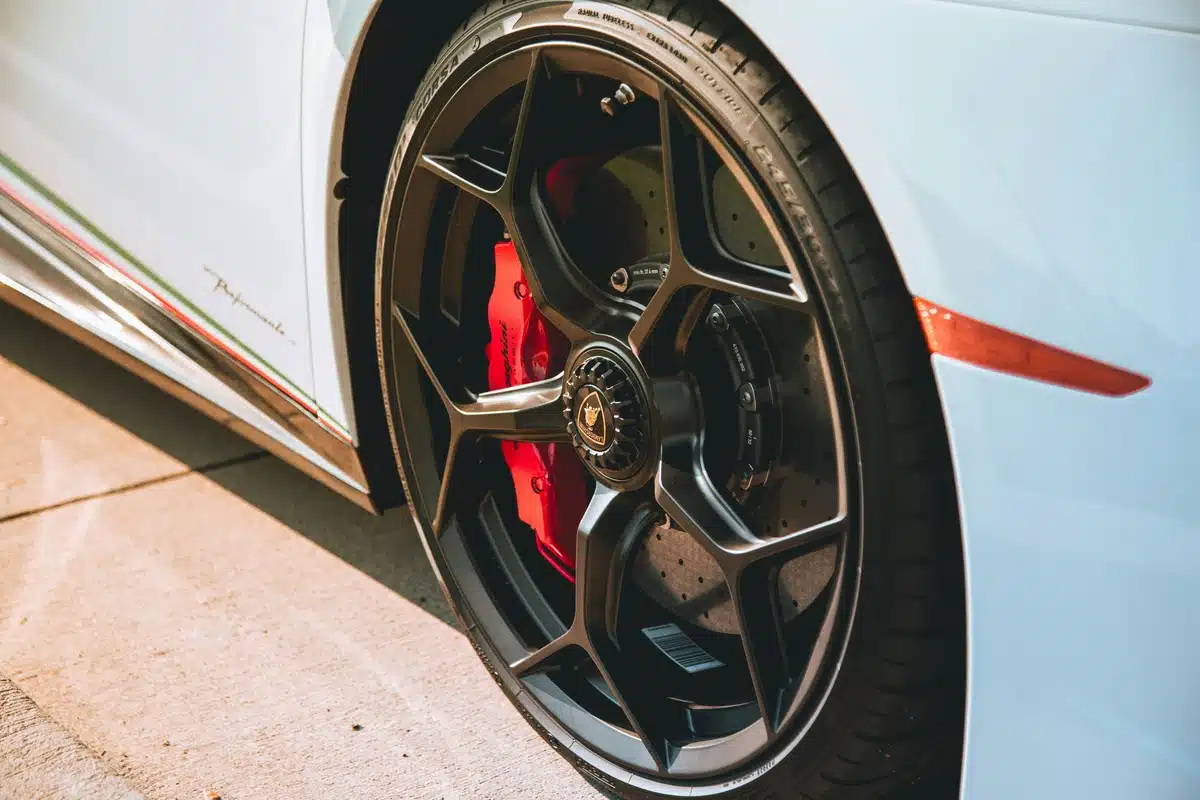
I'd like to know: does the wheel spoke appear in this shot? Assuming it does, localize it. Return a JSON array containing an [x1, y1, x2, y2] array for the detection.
[[394, 300, 569, 440], [507, 188, 614, 345], [572, 486, 638, 638], [417, 45, 540, 216], [630, 91, 809, 355], [510, 631, 577, 678], [655, 455, 757, 564], [391, 301, 468, 411], [658, 454, 845, 568], [418, 152, 505, 205], [656, 448, 845, 736], [457, 377, 568, 441], [569, 486, 674, 769], [394, 301, 571, 533], [689, 265, 809, 312], [729, 566, 790, 734], [590, 635, 675, 771], [651, 374, 759, 563], [391, 300, 471, 535], [736, 516, 847, 566], [504, 48, 551, 195], [429, 430, 467, 535], [501, 50, 630, 345], [627, 92, 702, 354]]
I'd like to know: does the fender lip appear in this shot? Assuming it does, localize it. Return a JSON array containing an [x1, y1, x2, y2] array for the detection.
[[915, 296, 1151, 397]]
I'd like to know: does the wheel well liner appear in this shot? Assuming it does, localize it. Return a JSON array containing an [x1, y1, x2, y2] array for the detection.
[[334, 0, 482, 509]]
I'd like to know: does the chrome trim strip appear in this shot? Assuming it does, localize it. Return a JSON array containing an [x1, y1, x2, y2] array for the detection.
[[0, 188, 376, 512]]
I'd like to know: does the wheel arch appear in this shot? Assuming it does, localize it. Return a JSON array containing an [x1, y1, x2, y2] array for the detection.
[[314, 0, 484, 510]]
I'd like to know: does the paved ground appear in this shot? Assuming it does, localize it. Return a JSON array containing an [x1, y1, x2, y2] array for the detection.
[[0, 308, 601, 800]]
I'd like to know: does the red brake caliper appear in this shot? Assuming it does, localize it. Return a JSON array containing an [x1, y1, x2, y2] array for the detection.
[[487, 240, 587, 581]]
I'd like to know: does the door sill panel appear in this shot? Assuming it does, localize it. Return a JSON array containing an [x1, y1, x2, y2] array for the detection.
[[0, 192, 376, 512]]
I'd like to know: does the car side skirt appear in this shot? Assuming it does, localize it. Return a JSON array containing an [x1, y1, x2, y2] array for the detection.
[[0, 183, 376, 512]]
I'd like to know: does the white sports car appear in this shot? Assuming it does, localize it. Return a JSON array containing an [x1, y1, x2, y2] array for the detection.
[[2, 2, 1197, 798]]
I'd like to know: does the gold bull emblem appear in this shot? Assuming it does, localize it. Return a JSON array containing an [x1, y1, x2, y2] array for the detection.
[[577, 391, 607, 447], [584, 403, 601, 428]]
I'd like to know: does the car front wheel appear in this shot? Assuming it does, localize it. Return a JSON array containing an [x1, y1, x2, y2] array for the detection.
[[376, 2, 966, 797]]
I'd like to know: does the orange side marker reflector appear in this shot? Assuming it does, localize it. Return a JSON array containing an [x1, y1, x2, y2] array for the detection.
[[914, 297, 1150, 397]]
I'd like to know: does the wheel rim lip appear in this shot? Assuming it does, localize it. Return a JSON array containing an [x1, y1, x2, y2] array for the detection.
[[379, 29, 866, 790]]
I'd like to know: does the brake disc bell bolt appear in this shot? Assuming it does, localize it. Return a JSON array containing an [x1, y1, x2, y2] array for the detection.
[[610, 268, 630, 293], [737, 382, 756, 410], [707, 305, 729, 332]]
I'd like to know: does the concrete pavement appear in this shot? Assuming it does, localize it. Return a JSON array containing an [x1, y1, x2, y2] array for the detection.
[[0, 677, 142, 800], [0, 308, 600, 799]]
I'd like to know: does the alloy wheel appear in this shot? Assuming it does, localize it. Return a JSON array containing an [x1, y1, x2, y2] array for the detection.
[[382, 40, 860, 784]]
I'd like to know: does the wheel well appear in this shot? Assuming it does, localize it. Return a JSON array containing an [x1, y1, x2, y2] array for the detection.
[[336, 0, 480, 510]]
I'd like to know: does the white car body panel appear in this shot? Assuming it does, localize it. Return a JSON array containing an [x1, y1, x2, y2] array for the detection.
[[0, 1, 316, 403], [1, 0, 1197, 796], [720, 1, 1200, 796], [302, 0, 370, 438]]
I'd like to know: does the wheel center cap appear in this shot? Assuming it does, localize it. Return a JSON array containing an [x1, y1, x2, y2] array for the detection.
[[574, 387, 611, 449], [563, 348, 653, 488]]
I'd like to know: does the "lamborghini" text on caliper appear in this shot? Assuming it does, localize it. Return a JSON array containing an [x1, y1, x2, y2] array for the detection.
[[487, 241, 587, 580]]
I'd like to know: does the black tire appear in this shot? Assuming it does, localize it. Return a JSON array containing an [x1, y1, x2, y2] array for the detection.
[[376, 2, 965, 797]]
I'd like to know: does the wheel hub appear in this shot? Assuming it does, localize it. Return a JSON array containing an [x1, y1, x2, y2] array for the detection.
[[563, 349, 653, 488]]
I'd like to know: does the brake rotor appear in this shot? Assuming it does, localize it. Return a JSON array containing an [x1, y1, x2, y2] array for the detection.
[[630, 521, 836, 635]]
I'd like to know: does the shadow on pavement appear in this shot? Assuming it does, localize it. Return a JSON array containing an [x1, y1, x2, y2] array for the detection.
[[0, 308, 454, 626]]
